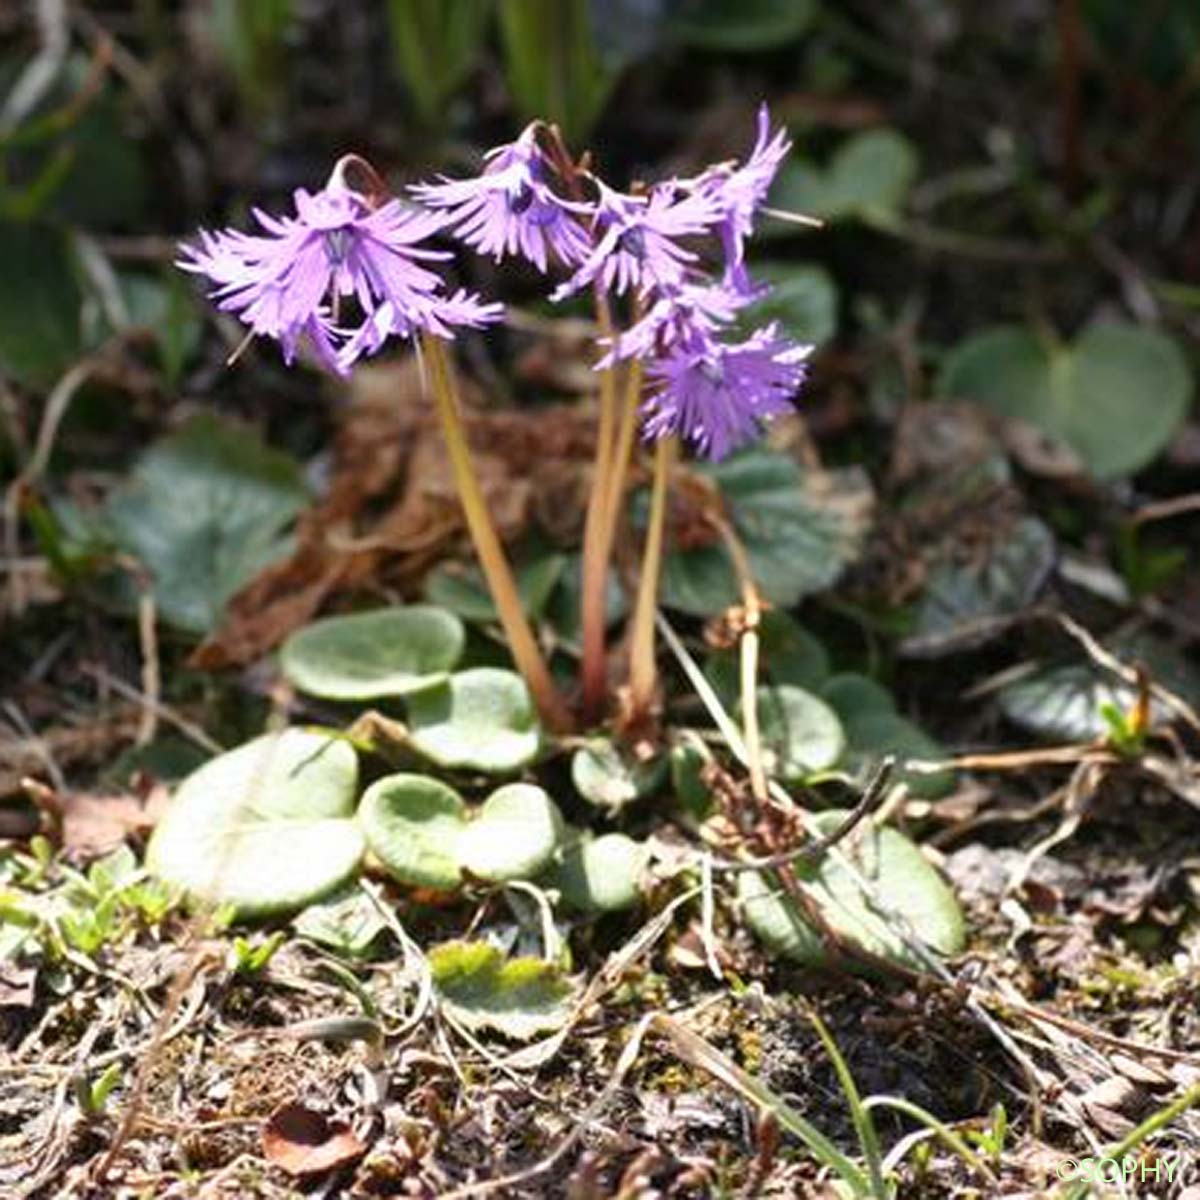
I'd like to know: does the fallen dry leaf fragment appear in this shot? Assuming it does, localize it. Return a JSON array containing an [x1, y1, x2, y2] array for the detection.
[[23, 778, 169, 861], [261, 1102, 365, 1177], [193, 354, 598, 669]]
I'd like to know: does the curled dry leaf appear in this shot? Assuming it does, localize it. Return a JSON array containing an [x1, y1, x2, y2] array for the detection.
[[193, 355, 597, 669], [261, 1102, 365, 1177]]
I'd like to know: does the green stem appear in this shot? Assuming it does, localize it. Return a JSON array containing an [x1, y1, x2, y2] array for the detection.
[[421, 334, 573, 733], [628, 435, 676, 717]]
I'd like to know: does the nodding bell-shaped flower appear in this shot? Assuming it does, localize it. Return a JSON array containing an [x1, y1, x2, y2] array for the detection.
[[640, 322, 812, 462], [178, 155, 501, 374], [411, 125, 592, 273], [553, 178, 721, 301]]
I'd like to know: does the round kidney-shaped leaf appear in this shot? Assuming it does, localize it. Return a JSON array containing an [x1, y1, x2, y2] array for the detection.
[[743, 685, 845, 782], [552, 833, 649, 913], [147, 729, 363, 918], [280, 606, 465, 701], [406, 669, 541, 773], [738, 809, 964, 971], [358, 773, 468, 891], [571, 740, 665, 812], [457, 783, 564, 882]]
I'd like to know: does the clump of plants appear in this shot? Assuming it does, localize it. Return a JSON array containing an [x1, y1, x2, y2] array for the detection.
[[153, 109, 964, 978]]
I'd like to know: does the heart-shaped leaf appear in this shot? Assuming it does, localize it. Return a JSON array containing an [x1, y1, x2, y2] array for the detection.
[[571, 740, 665, 812], [742, 685, 846, 782], [406, 669, 542, 773], [280, 606, 465, 701], [358, 773, 468, 891], [771, 129, 918, 222], [457, 783, 564, 882], [550, 832, 650, 913], [672, 0, 814, 51], [147, 729, 363, 918], [738, 809, 964, 971], [939, 323, 1193, 479], [104, 414, 308, 634], [659, 449, 872, 617], [429, 939, 575, 1040]]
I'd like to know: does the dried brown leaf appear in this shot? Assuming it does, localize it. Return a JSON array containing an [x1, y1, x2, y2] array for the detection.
[[24, 778, 169, 860], [261, 1102, 365, 1177]]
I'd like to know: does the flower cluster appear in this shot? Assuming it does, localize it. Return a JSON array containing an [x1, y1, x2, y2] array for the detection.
[[179, 107, 810, 457], [416, 105, 809, 458], [178, 160, 500, 376]]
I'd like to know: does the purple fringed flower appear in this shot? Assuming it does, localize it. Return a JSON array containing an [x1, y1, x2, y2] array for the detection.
[[339, 289, 503, 369], [412, 127, 591, 272], [596, 280, 751, 368], [692, 104, 790, 294], [554, 179, 720, 301], [179, 165, 500, 373], [640, 322, 811, 460]]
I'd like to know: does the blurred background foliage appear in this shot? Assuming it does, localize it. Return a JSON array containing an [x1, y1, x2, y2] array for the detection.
[[1, 0, 1197, 681]]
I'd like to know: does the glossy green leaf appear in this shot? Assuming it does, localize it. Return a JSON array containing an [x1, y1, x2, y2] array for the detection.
[[543, 552, 628, 655], [457, 783, 564, 882], [430, 939, 575, 1039], [281, 606, 465, 701], [406, 668, 541, 773], [658, 449, 872, 617], [358, 773, 468, 891], [939, 323, 1193, 479], [743, 685, 845, 782], [738, 809, 964, 971], [821, 675, 956, 800], [104, 414, 308, 634], [819, 673, 896, 719], [997, 634, 1200, 741], [147, 729, 363, 918]]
